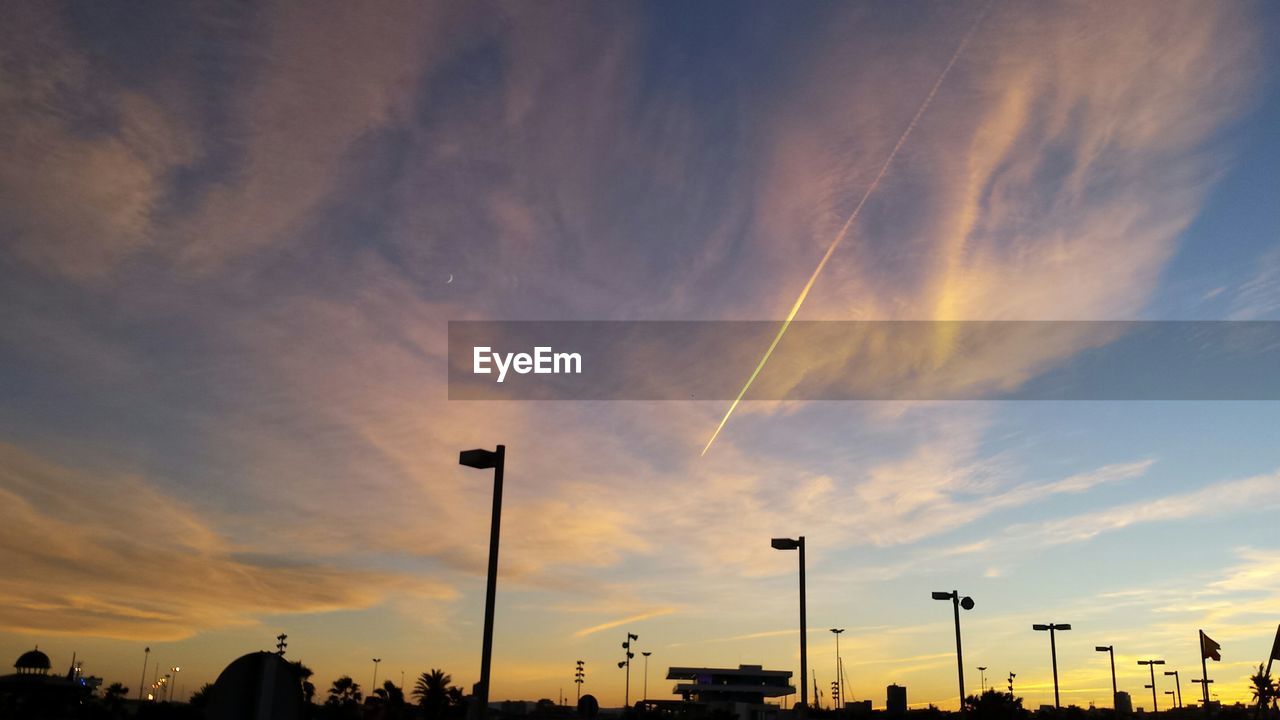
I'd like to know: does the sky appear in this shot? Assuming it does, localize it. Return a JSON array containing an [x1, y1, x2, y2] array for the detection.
[[2, 0, 1280, 711]]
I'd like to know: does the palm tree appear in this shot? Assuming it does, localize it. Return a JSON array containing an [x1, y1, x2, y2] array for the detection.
[[292, 660, 317, 704], [327, 675, 363, 707], [414, 669, 454, 719], [189, 682, 215, 709], [1251, 664, 1277, 712], [373, 680, 408, 720]]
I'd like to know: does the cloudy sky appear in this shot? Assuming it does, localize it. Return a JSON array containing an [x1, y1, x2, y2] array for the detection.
[[2, 0, 1280, 710]]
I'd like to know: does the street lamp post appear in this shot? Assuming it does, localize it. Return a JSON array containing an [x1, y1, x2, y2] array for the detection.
[[1164, 671, 1182, 709], [575, 661, 585, 703], [642, 652, 652, 702], [138, 648, 150, 703], [372, 658, 381, 694], [978, 667, 987, 694], [170, 667, 181, 702], [830, 629, 845, 709], [1032, 623, 1072, 708], [1138, 659, 1165, 712], [1096, 646, 1117, 708], [619, 632, 638, 708], [771, 537, 807, 711], [459, 444, 507, 715], [935, 591, 975, 713]]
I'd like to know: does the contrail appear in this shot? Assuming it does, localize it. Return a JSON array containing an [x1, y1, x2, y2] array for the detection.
[[701, 2, 993, 457]]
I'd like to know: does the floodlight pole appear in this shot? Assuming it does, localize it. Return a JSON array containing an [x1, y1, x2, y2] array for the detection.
[[460, 444, 506, 717], [936, 591, 973, 715], [1033, 623, 1071, 709], [138, 647, 149, 702], [1138, 660, 1164, 713], [1164, 671, 1181, 708], [1096, 646, 1117, 708], [771, 537, 807, 712]]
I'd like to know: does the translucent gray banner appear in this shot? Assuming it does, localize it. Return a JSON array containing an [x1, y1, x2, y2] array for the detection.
[[447, 321, 1280, 400]]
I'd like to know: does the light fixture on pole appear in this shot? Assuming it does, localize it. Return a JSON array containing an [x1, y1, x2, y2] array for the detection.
[[619, 632, 638, 708], [459, 444, 507, 715], [138, 647, 150, 703], [575, 661, 585, 703], [978, 667, 987, 694], [372, 658, 381, 694], [1008, 673, 1016, 696], [830, 629, 845, 709], [170, 667, 181, 702], [1096, 646, 1117, 709], [642, 651, 652, 702], [1137, 659, 1165, 712], [934, 591, 975, 714], [1164, 670, 1182, 709], [772, 537, 807, 711], [1032, 623, 1071, 708]]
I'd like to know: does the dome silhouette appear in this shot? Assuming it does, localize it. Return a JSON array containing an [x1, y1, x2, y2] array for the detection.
[[15, 647, 51, 675]]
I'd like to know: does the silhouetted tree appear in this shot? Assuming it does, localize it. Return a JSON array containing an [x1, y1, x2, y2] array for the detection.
[[322, 676, 362, 720], [414, 669, 455, 720], [293, 660, 317, 704], [1251, 664, 1277, 713], [371, 680, 408, 720], [964, 688, 1027, 720], [189, 682, 215, 709]]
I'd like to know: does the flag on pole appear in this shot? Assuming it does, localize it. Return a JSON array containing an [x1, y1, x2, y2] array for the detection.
[[1200, 630, 1221, 661], [1269, 624, 1280, 662]]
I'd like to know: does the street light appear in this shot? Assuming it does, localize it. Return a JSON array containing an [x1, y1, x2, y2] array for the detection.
[[138, 648, 150, 703], [620, 632, 638, 708], [642, 652, 652, 702], [772, 537, 807, 711], [831, 629, 845, 709], [1095, 646, 1117, 708], [1032, 623, 1071, 708], [978, 667, 987, 694], [1138, 659, 1165, 712], [459, 444, 507, 714], [1164, 670, 1182, 709], [372, 658, 381, 693], [935, 591, 975, 713], [575, 661, 585, 703], [170, 667, 181, 702]]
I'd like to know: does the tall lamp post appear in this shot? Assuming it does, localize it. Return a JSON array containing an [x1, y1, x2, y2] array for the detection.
[[372, 658, 381, 693], [170, 667, 181, 702], [1138, 659, 1165, 712], [619, 632, 637, 708], [978, 667, 987, 694], [459, 445, 507, 715], [575, 661, 585, 703], [1032, 623, 1071, 708], [830, 629, 845, 709], [642, 652, 652, 702], [771, 537, 807, 711], [1096, 646, 1118, 708], [138, 647, 150, 702], [934, 591, 975, 713], [1164, 670, 1182, 709]]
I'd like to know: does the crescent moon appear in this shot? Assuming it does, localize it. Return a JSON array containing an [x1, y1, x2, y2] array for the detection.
[[446, 273, 453, 284]]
